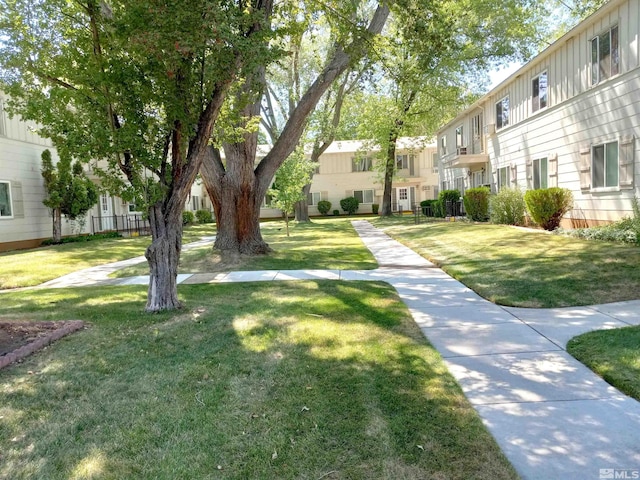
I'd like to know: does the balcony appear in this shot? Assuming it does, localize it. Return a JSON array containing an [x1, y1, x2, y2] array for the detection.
[[443, 147, 489, 169]]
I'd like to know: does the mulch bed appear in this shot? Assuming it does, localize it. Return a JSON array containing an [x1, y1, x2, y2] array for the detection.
[[0, 321, 84, 370]]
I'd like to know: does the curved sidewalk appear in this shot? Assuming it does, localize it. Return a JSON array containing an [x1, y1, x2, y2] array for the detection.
[[29, 221, 640, 479]]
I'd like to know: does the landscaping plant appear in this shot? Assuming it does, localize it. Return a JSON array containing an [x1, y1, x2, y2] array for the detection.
[[490, 187, 526, 225], [463, 187, 490, 221], [524, 187, 573, 230], [340, 196, 359, 215], [316, 200, 331, 215], [195, 209, 214, 224]]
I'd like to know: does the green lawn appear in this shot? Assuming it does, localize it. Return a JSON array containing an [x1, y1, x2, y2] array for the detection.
[[113, 218, 377, 278], [567, 325, 640, 401], [375, 219, 640, 308], [0, 225, 216, 289], [0, 283, 516, 479]]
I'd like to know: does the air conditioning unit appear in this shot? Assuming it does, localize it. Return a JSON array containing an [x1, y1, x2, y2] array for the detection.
[[422, 185, 431, 191], [457, 146, 468, 155], [484, 124, 496, 135]]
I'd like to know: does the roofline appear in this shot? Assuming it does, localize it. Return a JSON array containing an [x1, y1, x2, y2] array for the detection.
[[437, 0, 620, 133]]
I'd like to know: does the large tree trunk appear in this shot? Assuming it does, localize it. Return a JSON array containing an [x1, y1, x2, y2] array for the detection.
[[52, 208, 62, 243], [145, 203, 183, 312], [294, 183, 312, 222], [380, 138, 397, 216]]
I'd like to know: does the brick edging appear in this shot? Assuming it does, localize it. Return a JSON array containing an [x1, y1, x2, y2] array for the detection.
[[0, 320, 85, 370]]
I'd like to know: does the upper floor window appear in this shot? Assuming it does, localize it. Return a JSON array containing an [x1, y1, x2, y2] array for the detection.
[[455, 125, 464, 148], [354, 189, 374, 204], [592, 141, 618, 188], [0, 100, 5, 136], [496, 96, 509, 130], [307, 191, 321, 206], [396, 154, 414, 170], [440, 136, 447, 156], [591, 25, 619, 86], [0, 181, 12, 217], [532, 157, 548, 189], [497, 166, 509, 190], [352, 156, 373, 172], [532, 71, 548, 113]]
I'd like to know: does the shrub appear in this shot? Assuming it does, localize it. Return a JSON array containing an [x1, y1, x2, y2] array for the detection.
[[317, 200, 332, 215], [41, 231, 121, 246], [438, 189, 461, 217], [524, 187, 573, 231], [463, 187, 490, 221], [195, 209, 213, 224], [371, 203, 379, 215], [490, 188, 526, 225], [333, 209, 340, 216], [340, 196, 359, 215], [182, 210, 195, 225], [420, 199, 437, 216]]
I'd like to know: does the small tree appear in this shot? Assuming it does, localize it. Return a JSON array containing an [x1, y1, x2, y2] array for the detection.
[[524, 187, 574, 230], [41, 150, 98, 243], [340, 196, 359, 215], [268, 149, 316, 236]]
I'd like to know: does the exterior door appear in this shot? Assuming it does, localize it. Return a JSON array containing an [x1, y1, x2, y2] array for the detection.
[[397, 187, 411, 212], [100, 193, 114, 230]]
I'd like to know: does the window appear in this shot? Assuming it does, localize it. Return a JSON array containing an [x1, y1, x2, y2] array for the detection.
[[353, 189, 374, 204], [592, 141, 619, 188], [471, 113, 483, 153], [191, 195, 199, 211], [591, 25, 619, 85], [352, 156, 372, 172], [431, 153, 439, 173], [498, 166, 509, 190], [496, 96, 509, 129], [399, 188, 408, 201], [396, 154, 413, 170], [0, 181, 12, 217], [532, 157, 548, 189], [440, 136, 447, 156], [0, 100, 5, 136], [455, 125, 464, 148], [128, 203, 140, 213], [307, 192, 321, 206], [532, 71, 548, 113]]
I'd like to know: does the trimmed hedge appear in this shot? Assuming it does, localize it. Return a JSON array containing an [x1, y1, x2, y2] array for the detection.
[[490, 188, 526, 225], [340, 196, 359, 215], [524, 187, 573, 231], [463, 187, 490, 221], [195, 209, 214, 224], [317, 200, 332, 215], [182, 210, 196, 225]]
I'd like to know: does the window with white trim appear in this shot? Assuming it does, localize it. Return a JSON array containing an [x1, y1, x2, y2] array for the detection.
[[396, 154, 414, 170], [0, 181, 12, 217], [497, 166, 509, 190], [191, 195, 199, 211], [307, 191, 321, 206], [440, 136, 447, 156], [532, 157, 548, 189], [591, 25, 619, 86], [353, 189, 374, 204], [0, 100, 5, 136], [455, 125, 463, 148], [532, 71, 548, 113], [352, 156, 373, 172], [496, 96, 509, 129], [592, 141, 619, 188]]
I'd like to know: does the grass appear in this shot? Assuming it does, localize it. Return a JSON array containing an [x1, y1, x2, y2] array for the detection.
[[567, 325, 640, 401], [375, 218, 640, 308], [113, 217, 377, 278], [0, 283, 517, 479], [0, 225, 216, 289]]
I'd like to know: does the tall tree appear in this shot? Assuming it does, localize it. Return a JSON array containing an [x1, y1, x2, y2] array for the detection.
[[0, 0, 274, 311], [41, 149, 99, 243], [200, 2, 390, 254]]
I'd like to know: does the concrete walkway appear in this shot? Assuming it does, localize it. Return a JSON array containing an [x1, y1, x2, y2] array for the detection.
[[27, 221, 640, 479]]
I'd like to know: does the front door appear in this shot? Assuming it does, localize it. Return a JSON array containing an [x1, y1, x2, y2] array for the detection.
[[100, 194, 114, 230], [397, 187, 411, 212]]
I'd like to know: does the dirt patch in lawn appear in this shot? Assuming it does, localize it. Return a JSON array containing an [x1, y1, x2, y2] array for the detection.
[[0, 321, 84, 369]]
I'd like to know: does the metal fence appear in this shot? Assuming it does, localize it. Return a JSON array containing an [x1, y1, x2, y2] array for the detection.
[[91, 215, 151, 236], [413, 200, 465, 224]]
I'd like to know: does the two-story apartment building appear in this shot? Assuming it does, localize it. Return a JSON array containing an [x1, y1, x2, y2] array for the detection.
[[305, 138, 439, 215], [438, 0, 639, 226]]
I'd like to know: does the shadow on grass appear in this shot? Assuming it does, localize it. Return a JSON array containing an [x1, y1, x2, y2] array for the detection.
[[0, 282, 515, 479]]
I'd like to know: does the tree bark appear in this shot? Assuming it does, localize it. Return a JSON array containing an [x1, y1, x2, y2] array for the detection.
[[381, 138, 397, 216], [145, 203, 183, 312], [53, 208, 62, 243], [294, 183, 312, 222]]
